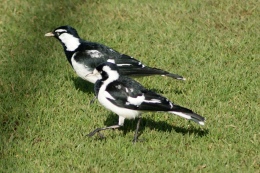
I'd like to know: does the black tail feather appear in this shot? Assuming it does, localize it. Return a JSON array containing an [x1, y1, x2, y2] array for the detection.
[[115, 54, 185, 80], [118, 66, 185, 80]]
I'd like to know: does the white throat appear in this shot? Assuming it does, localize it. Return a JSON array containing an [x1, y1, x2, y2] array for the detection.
[[59, 33, 80, 51], [103, 66, 120, 85]]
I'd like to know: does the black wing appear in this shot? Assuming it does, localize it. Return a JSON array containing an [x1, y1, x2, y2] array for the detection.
[[78, 41, 121, 59], [94, 79, 102, 96], [103, 77, 144, 110], [77, 41, 184, 80], [115, 54, 184, 80], [105, 76, 175, 111], [73, 50, 107, 70], [102, 76, 205, 124]]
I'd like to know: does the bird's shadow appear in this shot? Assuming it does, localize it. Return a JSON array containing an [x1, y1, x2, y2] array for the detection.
[[150, 88, 184, 95], [98, 113, 208, 139], [70, 77, 94, 94]]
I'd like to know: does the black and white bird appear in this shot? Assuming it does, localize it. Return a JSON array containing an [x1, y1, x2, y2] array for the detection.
[[45, 25, 185, 84], [88, 62, 205, 142]]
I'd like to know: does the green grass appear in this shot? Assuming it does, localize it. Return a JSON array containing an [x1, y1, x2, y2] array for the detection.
[[0, 0, 259, 172]]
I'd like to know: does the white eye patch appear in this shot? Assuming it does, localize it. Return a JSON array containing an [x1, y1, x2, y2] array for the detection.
[[55, 29, 67, 33]]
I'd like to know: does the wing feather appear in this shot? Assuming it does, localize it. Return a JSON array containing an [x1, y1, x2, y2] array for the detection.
[[104, 76, 174, 111]]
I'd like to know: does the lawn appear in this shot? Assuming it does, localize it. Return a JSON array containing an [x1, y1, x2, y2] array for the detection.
[[0, 0, 259, 172]]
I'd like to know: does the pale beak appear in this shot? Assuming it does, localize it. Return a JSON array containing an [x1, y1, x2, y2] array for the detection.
[[44, 32, 54, 37]]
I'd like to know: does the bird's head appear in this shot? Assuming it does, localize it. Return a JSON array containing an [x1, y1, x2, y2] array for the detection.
[[45, 25, 81, 51], [93, 62, 120, 82]]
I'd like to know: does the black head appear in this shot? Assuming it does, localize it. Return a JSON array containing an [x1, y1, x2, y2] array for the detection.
[[45, 25, 80, 38], [95, 62, 120, 81], [45, 25, 81, 51]]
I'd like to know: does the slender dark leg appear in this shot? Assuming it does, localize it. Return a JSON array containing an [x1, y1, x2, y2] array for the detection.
[[133, 118, 142, 143], [89, 96, 97, 104], [87, 125, 121, 138]]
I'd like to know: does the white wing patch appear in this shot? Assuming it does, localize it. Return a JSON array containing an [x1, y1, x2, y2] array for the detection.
[[143, 99, 161, 103], [138, 61, 145, 67], [87, 50, 103, 58], [107, 59, 115, 63], [127, 94, 145, 106], [115, 85, 122, 90], [169, 101, 173, 109], [117, 64, 132, 66]]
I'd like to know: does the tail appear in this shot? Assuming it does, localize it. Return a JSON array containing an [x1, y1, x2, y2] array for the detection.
[[115, 54, 186, 80], [169, 105, 205, 125], [118, 66, 185, 80]]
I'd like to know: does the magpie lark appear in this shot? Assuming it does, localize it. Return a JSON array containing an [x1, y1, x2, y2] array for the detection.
[[88, 62, 205, 142], [45, 25, 185, 84]]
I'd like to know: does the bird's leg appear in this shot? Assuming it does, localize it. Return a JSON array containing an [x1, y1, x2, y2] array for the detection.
[[89, 96, 97, 104], [133, 117, 143, 143], [87, 125, 121, 138]]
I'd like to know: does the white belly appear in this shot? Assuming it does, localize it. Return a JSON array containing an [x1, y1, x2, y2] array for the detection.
[[98, 86, 141, 120], [71, 55, 101, 83]]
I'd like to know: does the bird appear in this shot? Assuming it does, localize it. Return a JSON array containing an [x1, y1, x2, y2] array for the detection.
[[87, 62, 205, 142], [45, 25, 185, 84]]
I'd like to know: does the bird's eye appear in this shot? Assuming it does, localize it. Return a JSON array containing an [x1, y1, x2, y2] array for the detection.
[[56, 32, 60, 36]]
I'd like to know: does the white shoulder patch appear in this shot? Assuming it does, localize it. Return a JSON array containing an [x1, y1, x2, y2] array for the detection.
[[127, 94, 145, 106], [117, 64, 131, 66], [116, 85, 122, 89], [87, 50, 103, 58], [144, 99, 161, 103], [107, 59, 115, 64]]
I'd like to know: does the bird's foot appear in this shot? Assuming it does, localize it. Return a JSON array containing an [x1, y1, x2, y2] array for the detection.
[[87, 130, 106, 140], [132, 137, 146, 143], [89, 96, 97, 104], [87, 128, 102, 137]]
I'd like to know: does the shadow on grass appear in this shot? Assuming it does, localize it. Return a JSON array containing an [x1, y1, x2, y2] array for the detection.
[[70, 76, 94, 94], [1, 0, 91, 135], [150, 88, 185, 95], [88, 113, 208, 141]]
